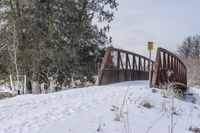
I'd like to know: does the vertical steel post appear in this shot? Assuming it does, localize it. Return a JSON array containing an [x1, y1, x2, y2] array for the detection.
[[149, 50, 152, 87], [148, 42, 153, 87]]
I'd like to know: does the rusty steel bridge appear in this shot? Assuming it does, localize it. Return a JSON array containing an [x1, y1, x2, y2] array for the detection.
[[96, 47, 187, 89]]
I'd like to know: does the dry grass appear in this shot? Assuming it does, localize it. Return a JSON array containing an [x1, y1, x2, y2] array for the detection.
[[0, 92, 16, 100], [189, 126, 200, 133], [140, 99, 153, 109]]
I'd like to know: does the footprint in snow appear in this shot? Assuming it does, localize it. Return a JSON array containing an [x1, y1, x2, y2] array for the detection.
[[75, 106, 87, 112]]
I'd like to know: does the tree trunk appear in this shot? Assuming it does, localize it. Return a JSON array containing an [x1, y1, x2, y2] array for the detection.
[[48, 77, 56, 93], [14, 21, 20, 90], [23, 75, 27, 94], [31, 81, 40, 94], [31, 72, 40, 94], [9, 74, 14, 91]]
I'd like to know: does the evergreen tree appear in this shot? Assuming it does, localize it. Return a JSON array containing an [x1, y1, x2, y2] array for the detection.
[[0, 0, 118, 92]]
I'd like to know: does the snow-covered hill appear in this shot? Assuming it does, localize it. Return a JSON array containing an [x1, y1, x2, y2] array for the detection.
[[0, 81, 200, 133]]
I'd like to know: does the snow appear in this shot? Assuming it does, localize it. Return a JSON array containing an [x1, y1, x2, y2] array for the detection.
[[0, 84, 11, 93], [0, 81, 200, 133]]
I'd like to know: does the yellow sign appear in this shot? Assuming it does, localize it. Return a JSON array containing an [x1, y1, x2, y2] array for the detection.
[[147, 42, 154, 51]]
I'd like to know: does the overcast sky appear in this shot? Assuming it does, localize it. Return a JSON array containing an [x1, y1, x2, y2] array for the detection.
[[109, 0, 200, 57]]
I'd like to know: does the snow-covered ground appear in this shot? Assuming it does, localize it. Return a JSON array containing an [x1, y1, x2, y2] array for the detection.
[[0, 83, 11, 93], [0, 81, 200, 133]]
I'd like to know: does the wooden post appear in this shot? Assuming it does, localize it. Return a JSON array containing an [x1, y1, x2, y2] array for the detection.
[[24, 75, 27, 94]]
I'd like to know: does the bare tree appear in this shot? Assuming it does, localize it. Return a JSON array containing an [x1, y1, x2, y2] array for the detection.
[[177, 36, 193, 59], [177, 35, 200, 87], [191, 35, 200, 60]]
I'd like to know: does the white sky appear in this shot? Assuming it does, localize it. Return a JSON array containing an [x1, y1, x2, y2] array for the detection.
[[109, 0, 200, 57]]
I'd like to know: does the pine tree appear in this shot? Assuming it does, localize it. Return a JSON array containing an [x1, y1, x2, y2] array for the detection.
[[0, 0, 118, 92]]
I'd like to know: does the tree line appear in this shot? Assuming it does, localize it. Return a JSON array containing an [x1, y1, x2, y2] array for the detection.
[[177, 35, 200, 87], [0, 0, 118, 93]]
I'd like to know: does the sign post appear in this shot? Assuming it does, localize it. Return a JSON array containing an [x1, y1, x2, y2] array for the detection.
[[147, 42, 153, 88]]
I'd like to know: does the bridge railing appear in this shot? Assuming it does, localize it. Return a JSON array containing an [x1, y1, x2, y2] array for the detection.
[[151, 47, 187, 88], [96, 47, 154, 85]]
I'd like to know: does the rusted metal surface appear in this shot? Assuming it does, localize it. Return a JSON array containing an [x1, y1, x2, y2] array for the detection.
[[151, 47, 187, 89], [96, 47, 154, 85], [96, 47, 187, 89]]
